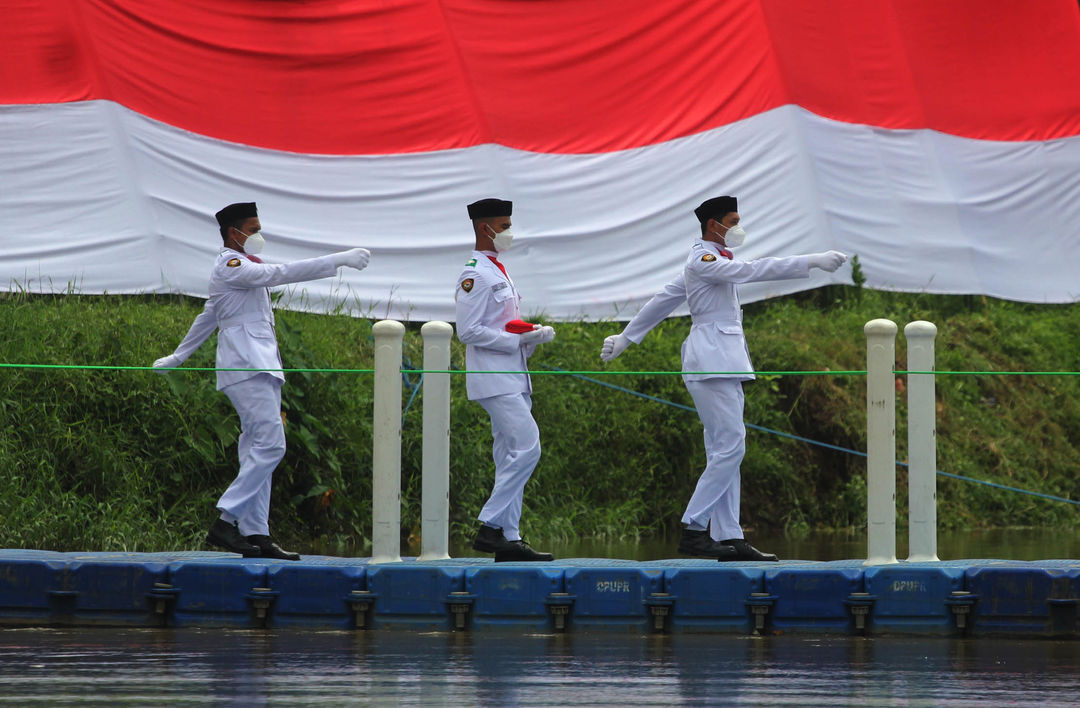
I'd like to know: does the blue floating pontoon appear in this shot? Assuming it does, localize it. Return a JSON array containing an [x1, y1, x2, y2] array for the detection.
[[2, 550, 1079, 637]]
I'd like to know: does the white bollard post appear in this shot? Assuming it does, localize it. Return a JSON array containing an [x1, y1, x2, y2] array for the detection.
[[905, 321, 939, 562], [372, 320, 404, 563], [864, 319, 898, 565], [419, 321, 453, 561]]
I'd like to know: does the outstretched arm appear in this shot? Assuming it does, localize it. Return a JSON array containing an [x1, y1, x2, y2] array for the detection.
[[601, 273, 686, 362], [219, 248, 370, 289], [691, 251, 847, 285], [153, 298, 217, 370]]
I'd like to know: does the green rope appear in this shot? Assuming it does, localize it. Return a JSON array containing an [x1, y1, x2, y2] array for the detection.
[[897, 370, 1080, 376], [399, 369, 865, 376], [0, 363, 374, 373], [0, 362, 1078, 376]]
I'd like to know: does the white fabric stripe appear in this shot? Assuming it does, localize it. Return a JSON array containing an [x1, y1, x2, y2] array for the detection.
[[1, 101, 1078, 324]]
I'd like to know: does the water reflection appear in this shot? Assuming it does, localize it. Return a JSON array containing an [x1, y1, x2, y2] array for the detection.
[[2, 628, 1079, 706]]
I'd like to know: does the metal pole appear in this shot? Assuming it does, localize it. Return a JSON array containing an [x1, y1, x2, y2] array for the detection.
[[419, 321, 453, 560], [864, 319, 898, 565], [372, 319, 404, 563], [905, 321, 939, 562]]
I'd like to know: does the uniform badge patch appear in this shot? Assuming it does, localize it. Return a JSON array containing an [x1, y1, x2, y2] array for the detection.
[[227, 258, 242, 267], [466, 258, 477, 267], [701, 253, 717, 262], [461, 278, 474, 293]]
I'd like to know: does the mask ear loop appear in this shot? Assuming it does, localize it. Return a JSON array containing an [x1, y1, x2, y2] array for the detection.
[[228, 226, 246, 250]]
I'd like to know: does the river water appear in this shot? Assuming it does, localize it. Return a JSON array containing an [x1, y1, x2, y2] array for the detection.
[[1, 628, 1078, 706], [4, 528, 1080, 705]]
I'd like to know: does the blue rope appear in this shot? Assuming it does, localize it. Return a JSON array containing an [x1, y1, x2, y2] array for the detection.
[[930, 470, 1080, 506], [363, 324, 423, 423], [540, 365, 1080, 508], [401, 354, 423, 422]]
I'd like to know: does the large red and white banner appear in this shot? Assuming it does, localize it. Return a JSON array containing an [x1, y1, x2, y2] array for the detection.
[[2, 1, 1079, 321]]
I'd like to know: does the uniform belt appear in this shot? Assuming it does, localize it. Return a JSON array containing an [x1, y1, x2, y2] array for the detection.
[[216, 315, 272, 330], [690, 314, 742, 327]]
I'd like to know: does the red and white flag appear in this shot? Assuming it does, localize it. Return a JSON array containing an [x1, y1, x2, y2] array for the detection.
[[2, 0, 1079, 320]]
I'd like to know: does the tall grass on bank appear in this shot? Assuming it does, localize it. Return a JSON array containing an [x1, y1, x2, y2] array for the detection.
[[0, 285, 1077, 554]]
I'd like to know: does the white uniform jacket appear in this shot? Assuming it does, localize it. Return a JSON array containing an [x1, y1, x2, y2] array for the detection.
[[455, 251, 532, 401], [622, 239, 810, 382], [169, 248, 339, 390]]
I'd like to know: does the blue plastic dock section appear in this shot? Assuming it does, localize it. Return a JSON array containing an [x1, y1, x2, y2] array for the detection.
[[2, 550, 1080, 637], [466, 563, 562, 631], [864, 561, 967, 635], [766, 560, 865, 634], [659, 560, 763, 633], [564, 561, 665, 632]]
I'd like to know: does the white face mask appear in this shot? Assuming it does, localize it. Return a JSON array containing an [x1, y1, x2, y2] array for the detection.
[[491, 226, 515, 252], [238, 230, 265, 255], [721, 224, 746, 248]]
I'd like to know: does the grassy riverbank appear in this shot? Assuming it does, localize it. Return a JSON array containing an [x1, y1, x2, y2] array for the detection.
[[0, 285, 1077, 554]]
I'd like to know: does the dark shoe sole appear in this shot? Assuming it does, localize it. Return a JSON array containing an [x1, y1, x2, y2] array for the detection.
[[245, 535, 302, 561], [260, 551, 301, 561], [472, 540, 497, 553], [721, 540, 779, 562], [677, 544, 730, 557], [206, 533, 260, 557], [494, 553, 554, 562], [678, 544, 737, 560]]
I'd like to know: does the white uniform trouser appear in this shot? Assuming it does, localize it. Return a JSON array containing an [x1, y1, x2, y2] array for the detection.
[[476, 392, 541, 542], [218, 373, 286, 537], [682, 378, 746, 542]]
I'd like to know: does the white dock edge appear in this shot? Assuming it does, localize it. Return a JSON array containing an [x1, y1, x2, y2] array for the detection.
[[865, 319, 898, 565], [419, 321, 453, 561], [372, 319, 404, 564], [905, 321, 939, 562]]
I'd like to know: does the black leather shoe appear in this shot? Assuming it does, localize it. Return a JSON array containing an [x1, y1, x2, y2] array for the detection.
[[721, 538, 779, 562], [494, 539, 554, 562], [246, 535, 301, 561], [677, 529, 737, 560], [206, 519, 261, 557], [472, 524, 506, 553]]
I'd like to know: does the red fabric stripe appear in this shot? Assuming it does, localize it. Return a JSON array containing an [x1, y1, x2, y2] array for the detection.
[[3, 0, 1078, 154], [505, 319, 537, 334], [486, 256, 507, 278]]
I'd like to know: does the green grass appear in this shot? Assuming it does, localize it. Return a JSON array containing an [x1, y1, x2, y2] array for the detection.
[[1, 282, 1078, 554]]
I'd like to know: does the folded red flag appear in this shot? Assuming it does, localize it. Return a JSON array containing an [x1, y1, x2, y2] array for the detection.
[[505, 319, 538, 334]]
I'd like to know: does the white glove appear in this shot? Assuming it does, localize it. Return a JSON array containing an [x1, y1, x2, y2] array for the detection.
[[519, 325, 555, 345], [808, 250, 848, 273], [333, 248, 371, 271], [152, 354, 182, 374], [600, 333, 631, 362]]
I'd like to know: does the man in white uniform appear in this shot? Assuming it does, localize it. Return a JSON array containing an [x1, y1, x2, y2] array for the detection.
[[153, 202, 370, 560], [455, 198, 556, 562], [601, 196, 847, 561]]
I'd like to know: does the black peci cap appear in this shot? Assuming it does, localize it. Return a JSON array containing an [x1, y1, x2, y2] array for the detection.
[[467, 198, 512, 220], [694, 196, 738, 224], [215, 202, 258, 227]]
